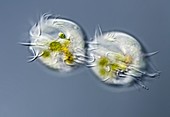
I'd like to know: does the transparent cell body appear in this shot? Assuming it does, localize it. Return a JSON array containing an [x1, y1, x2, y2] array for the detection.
[[88, 28, 160, 90], [21, 14, 86, 72]]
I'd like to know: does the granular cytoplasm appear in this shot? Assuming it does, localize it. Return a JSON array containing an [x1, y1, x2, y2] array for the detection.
[[20, 14, 86, 72], [88, 27, 160, 90]]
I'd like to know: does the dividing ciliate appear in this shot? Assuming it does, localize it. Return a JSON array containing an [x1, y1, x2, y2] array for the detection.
[[20, 14, 160, 91]]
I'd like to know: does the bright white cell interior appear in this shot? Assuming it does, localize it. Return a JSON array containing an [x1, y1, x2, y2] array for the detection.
[[29, 14, 85, 72], [89, 31, 146, 86]]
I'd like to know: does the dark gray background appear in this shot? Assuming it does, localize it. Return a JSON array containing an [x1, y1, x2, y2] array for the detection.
[[0, 0, 169, 117]]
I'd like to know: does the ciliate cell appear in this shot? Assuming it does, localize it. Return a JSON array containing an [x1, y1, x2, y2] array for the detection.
[[87, 27, 160, 90], [20, 13, 160, 90], [20, 14, 86, 72]]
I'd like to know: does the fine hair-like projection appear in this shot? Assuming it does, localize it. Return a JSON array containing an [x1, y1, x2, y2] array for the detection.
[[20, 14, 88, 72], [87, 26, 160, 90]]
